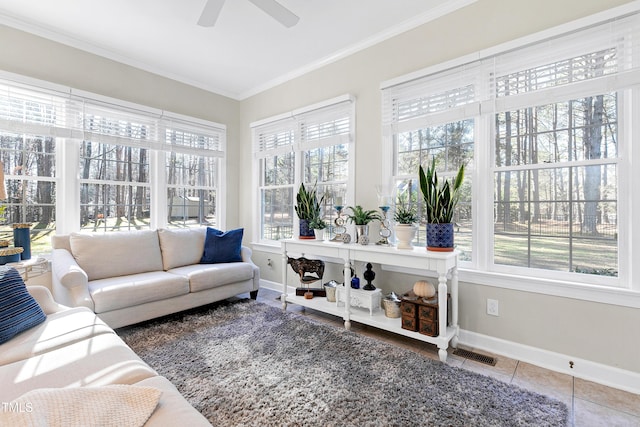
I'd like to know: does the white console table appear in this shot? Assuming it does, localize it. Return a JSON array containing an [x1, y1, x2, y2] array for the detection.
[[281, 239, 459, 362]]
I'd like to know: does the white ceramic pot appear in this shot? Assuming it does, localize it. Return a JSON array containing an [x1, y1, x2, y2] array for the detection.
[[394, 224, 417, 249]]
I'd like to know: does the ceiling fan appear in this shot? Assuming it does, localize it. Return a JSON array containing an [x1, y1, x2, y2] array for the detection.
[[198, 0, 299, 28]]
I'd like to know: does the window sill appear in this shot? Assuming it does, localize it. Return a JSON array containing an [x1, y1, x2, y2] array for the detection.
[[458, 269, 640, 308]]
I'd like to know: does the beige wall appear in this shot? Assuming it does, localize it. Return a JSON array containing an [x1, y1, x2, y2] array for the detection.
[[0, 0, 637, 375], [240, 0, 640, 374]]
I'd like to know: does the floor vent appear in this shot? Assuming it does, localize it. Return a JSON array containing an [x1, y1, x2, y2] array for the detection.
[[453, 348, 497, 366]]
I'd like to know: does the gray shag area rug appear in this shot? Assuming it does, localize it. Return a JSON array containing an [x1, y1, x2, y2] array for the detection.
[[117, 300, 568, 427]]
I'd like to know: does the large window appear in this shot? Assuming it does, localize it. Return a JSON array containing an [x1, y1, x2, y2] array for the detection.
[[383, 11, 640, 289], [0, 77, 226, 254], [252, 95, 354, 243]]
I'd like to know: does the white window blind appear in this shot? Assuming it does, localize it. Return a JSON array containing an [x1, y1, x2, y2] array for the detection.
[[382, 64, 482, 135], [252, 117, 297, 158], [79, 100, 158, 149], [162, 115, 226, 157], [0, 82, 81, 139], [383, 13, 640, 130], [0, 76, 226, 152], [252, 95, 354, 157]]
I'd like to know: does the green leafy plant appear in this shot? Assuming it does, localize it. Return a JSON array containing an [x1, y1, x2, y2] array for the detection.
[[345, 205, 381, 225], [295, 182, 324, 221], [393, 189, 418, 224], [309, 217, 327, 230], [419, 158, 465, 224]]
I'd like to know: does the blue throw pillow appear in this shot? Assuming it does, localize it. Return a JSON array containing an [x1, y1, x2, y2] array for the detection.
[[200, 227, 244, 264], [0, 266, 46, 344]]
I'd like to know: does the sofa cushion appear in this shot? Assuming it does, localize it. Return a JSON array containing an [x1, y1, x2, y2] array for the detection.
[[157, 227, 206, 270], [169, 263, 254, 293], [0, 266, 46, 345], [0, 333, 157, 402], [0, 306, 114, 366], [89, 271, 189, 313], [70, 230, 164, 281], [200, 227, 243, 264]]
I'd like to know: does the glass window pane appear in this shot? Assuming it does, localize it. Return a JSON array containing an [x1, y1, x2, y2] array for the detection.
[[261, 187, 293, 241], [494, 166, 617, 275], [495, 94, 617, 166], [166, 152, 218, 228], [168, 188, 217, 228], [263, 153, 294, 186]]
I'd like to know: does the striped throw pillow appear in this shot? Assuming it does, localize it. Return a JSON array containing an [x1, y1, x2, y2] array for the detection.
[[0, 266, 46, 344]]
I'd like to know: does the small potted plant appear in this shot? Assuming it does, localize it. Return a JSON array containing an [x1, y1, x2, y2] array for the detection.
[[345, 205, 381, 245], [393, 190, 418, 249], [295, 182, 324, 239], [309, 216, 327, 241], [419, 158, 465, 251]]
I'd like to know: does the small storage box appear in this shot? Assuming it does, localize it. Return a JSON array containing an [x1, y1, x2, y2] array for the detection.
[[400, 293, 449, 337]]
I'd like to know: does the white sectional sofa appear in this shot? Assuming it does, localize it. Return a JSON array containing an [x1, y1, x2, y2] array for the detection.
[[0, 284, 211, 426], [51, 227, 259, 328]]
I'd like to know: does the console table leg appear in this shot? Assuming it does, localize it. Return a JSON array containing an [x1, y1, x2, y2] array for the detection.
[[438, 348, 448, 362], [344, 319, 351, 330]]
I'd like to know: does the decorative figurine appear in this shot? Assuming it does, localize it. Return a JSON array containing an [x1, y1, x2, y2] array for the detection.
[[363, 262, 376, 290]]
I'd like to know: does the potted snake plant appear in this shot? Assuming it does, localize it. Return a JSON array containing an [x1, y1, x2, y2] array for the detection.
[[419, 158, 465, 251], [295, 182, 324, 239]]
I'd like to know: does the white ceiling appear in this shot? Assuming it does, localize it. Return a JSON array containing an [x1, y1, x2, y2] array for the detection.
[[0, 0, 471, 100]]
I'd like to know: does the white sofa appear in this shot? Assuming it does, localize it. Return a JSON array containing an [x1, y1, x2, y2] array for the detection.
[[0, 285, 211, 426], [51, 228, 260, 328]]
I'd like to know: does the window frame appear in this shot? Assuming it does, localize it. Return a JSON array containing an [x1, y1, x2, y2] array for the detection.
[[381, 4, 640, 306], [0, 72, 227, 253], [251, 95, 355, 246]]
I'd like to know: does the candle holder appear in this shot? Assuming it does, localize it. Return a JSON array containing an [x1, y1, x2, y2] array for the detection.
[[376, 206, 391, 246], [331, 205, 350, 243]]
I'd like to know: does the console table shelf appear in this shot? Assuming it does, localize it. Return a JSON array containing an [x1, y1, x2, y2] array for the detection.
[[281, 239, 459, 362]]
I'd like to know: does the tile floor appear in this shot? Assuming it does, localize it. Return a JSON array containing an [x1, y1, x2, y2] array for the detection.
[[254, 288, 640, 427]]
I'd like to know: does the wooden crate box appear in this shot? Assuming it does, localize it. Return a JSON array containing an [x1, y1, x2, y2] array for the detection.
[[400, 293, 450, 337]]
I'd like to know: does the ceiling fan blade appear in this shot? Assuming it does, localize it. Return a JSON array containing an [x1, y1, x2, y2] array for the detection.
[[197, 0, 226, 27], [247, 0, 299, 28]]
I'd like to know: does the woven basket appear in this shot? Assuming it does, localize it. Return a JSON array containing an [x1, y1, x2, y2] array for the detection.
[[12, 223, 32, 229]]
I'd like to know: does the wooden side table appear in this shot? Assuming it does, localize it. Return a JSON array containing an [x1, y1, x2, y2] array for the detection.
[[9, 257, 49, 281]]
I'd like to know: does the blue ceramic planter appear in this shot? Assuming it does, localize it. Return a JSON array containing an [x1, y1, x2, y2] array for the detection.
[[0, 252, 20, 265], [426, 223, 454, 252], [13, 226, 31, 260], [299, 219, 315, 239]]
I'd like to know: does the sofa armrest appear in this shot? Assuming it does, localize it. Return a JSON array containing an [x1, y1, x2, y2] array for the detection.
[[27, 285, 68, 315], [241, 246, 260, 292], [240, 246, 254, 264], [51, 248, 94, 311], [52, 248, 89, 289]]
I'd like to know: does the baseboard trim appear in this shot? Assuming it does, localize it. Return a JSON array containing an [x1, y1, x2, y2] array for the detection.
[[459, 329, 640, 395], [258, 280, 640, 394], [260, 279, 284, 293]]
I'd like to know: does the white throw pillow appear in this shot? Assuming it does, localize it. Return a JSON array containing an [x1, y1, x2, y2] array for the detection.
[[157, 228, 206, 270], [70, 230, 164, 281]]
